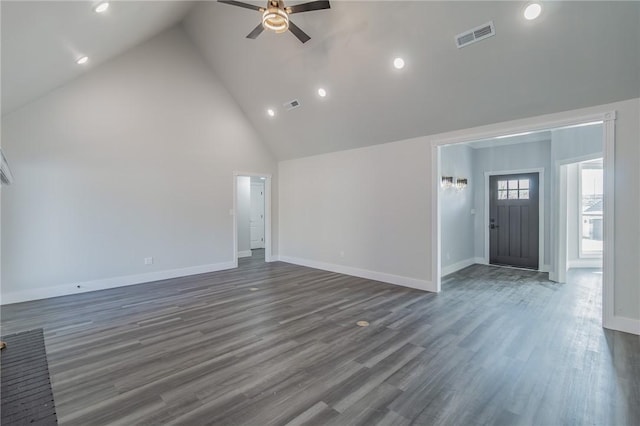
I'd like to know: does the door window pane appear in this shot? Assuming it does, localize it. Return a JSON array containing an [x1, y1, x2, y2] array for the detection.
[[519, 190, 529, 199], [498, 190, 507, 200], [498, 180, 507, 190], [519, 179, 530, 189], [508, 180, 518, 189], [508, 190, 519, 199]]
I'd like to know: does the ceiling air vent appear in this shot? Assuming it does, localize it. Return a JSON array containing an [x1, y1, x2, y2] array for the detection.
[[284, 99, 301, 111], [455, 21, 495, 48]]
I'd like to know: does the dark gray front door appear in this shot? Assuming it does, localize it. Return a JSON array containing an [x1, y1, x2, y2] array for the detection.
[[489, 173, 539, 269]]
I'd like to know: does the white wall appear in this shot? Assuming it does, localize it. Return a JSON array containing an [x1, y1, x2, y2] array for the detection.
[[279, 139, 431, 290], [236, 176, 251, 256], [1, 27, 277, 304], [440, 144, 475, 274], [278, 98, 640, 329]]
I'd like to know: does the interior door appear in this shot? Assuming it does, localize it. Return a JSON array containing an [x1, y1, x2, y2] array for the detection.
[[489, 173, 539, 269], [250, 182, 265, 249]]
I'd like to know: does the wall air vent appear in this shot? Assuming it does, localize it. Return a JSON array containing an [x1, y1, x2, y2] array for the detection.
[[284, 99, 301, 111], [455, 21, 495, 48]]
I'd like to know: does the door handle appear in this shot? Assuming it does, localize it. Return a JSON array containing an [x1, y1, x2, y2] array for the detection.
[[490, 224, 499, 229]]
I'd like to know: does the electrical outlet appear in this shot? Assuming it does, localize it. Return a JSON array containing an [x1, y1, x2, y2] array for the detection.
[[144, 257, 153, 265]]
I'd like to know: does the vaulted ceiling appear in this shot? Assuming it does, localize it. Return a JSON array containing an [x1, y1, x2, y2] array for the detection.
[[1, 1, 193, 114], [2, 1, 639, 160]]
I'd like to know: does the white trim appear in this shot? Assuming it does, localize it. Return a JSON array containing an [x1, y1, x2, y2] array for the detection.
[[431, 143, 442, 291], [0, 261, 236, 305], [567, 259, 602, 268], [556, 165, 569, 283], [540, 264, 551, 273], [237, 250, 252, 258], [233, 172, 273, 265], [279, 256, 432, 292], [606, 316, 640, 336], [441, 257, 477, 276], [483, 168, 545, 272], [601, 114, 616, 332], [432, 109, 620, 333], [577, 159, 604, 259]]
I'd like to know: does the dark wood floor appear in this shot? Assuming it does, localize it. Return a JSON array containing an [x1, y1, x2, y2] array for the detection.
[[1, 250, 638, 425]]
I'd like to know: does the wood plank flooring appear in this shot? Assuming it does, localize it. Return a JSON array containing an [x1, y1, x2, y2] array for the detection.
[[1, 251, 638, 425]]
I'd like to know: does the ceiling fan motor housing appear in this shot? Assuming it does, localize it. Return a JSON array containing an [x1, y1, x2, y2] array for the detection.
[[262, 7, 289, 33]]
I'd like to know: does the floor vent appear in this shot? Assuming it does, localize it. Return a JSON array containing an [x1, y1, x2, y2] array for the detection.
[[455, 21, 495, 48], [284, 99, 301, 111]]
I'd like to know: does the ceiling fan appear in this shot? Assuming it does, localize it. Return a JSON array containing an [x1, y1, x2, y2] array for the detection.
[[218, 0, 331, 43]]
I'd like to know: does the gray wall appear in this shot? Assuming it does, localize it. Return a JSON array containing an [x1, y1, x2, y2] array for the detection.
[[1, 27, 277, 303], [551, 126, 604, 162], [440, 144, 474, 271]]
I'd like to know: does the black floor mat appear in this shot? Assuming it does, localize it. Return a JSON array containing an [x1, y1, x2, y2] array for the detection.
[[1, 329, 58, 425]]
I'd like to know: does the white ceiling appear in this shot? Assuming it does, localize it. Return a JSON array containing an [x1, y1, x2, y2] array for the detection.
[[2, 1, 639, 161], [1, 1, 194, 114], [184, 1, 639, 160]]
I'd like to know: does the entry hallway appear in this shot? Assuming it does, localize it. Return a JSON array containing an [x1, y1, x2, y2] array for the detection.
[[1, 253, 638, 425]]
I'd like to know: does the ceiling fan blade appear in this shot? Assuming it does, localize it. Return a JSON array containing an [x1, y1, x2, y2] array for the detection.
[[246, 23, 265, 39], [288, 20, 311, 43], [288, 1, 330, 14], [218, 0, 263, 12]]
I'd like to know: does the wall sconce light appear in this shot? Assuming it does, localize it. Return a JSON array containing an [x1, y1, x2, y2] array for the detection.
[[441, 176, 454, 189], [442, 176, 468, 190], [454, 177, 468, 190]]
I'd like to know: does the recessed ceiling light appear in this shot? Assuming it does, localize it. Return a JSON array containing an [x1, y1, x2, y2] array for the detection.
[[94, 2, 109, 13], [317, 88, 327, 97], [267, 108, 275, 117], [76, 56, 89, 65], [523, 2, 542, 20], [260, 177, 266, 180], [393, 57, 405, 70]]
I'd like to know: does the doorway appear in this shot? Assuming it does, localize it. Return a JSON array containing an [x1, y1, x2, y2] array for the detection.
[[489, 172, 539, 269], [250, 181, 265, 250], [432, 111, 616, 330], [233, 172, 272, 266]]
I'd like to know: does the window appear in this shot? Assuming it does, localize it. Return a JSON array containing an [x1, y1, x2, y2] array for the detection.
[[497, 178, 530, 200], [579, 158, 603, 257]]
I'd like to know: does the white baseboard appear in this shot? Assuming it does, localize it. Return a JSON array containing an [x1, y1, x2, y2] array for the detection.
[[0, 261, 236, 305], [568, 259, 602, 268], [237, 250, 252, 258], [604, 315, 640, 335], [278, 255, 433, 292], [442, 257, 478, 276]]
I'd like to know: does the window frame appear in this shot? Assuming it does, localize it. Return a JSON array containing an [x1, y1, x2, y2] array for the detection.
[[578, 159, 603, 259]]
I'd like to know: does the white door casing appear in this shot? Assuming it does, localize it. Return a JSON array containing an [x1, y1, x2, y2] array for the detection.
[[250, 182, 265, 249]]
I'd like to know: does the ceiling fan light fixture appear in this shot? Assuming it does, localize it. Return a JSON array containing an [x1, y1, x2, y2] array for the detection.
[[262, 7, 289, 33]]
